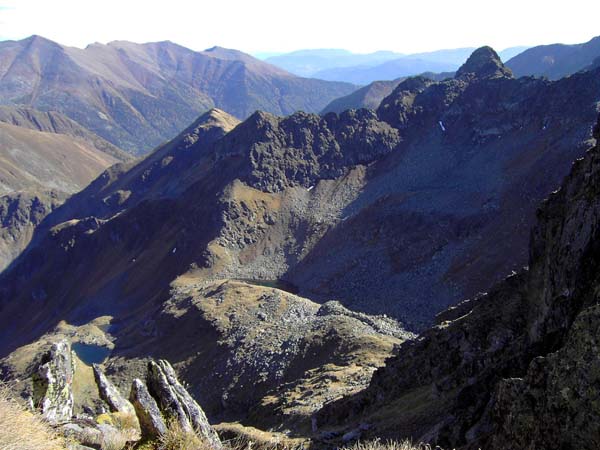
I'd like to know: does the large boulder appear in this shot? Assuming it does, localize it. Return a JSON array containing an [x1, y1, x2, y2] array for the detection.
[[32, 339, 75, 424], [129, 378, 167, 439], [92, 364, 135, 416], [147, 360, 222, 448]]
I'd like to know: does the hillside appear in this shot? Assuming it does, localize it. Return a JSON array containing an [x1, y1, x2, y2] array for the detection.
[[0, 36, 355, 154], [0, 106, 131, 162], [506, 35, 600, 79], [0, 112, 124, 270], [318, 113, 600, 450], [1, 47, 599, 443], [321, 79, 404, 114]]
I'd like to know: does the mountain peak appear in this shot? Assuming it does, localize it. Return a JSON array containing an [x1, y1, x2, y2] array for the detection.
[[192, 108, 240, 132], [455, 46, 513, 80], [21, 34, 62, 50]]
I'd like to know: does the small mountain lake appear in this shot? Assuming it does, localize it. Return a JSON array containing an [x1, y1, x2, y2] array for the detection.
[[72, 342, 111, 365]]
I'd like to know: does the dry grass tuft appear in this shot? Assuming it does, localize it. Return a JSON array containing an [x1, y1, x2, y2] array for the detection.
[[98, 411, 140, 450], [158, 419, 212, 450], [0, 383, 66, 450], [342, 439, 442, 450]]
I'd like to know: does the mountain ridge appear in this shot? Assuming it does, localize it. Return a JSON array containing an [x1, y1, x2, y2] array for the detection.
[[0, 35, 356, 154]]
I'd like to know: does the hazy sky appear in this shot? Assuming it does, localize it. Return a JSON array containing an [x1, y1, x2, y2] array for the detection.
[[0, 0, 598, 54]]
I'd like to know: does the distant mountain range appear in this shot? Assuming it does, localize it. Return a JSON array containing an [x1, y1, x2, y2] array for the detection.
[[506, 35, 600, 79], [264, 49, 405, 77], [321, 36, 600, 113], [264, 47, 529, 84], [0, 36, 356, 154]]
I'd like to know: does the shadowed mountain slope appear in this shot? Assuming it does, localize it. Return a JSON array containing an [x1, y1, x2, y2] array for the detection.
[[320, 72, 453, 114], [317, 113, 600, 450]]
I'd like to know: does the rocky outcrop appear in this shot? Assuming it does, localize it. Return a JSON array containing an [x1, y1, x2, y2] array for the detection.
[[318, 114, 600, 449], [147, 360, 222, 448], [455, 46, 513, 80], [130, 378, 167, 439], [32, 339, 75, 425], [230, 108, 400, 192], [490, 305, 600, 449], [92, 364, 135, 416]]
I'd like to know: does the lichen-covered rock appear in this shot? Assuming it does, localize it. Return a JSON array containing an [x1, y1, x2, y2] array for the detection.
[[33, 339, 75, 424], [129, 378, 167, 439], [147, 360, 222, 448], [93, 364, 135, 416]]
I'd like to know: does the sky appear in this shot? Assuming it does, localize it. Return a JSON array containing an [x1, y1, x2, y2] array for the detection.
[[0, 0, 598, 55]]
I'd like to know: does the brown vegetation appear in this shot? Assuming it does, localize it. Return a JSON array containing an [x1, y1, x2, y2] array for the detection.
[[0, 383, 66, 450]]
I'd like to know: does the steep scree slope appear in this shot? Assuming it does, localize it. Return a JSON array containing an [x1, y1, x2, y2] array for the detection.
[[317, 114, 600, 449]]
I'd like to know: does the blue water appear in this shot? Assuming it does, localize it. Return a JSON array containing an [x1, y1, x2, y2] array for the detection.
[[72, 342, 111, 365]]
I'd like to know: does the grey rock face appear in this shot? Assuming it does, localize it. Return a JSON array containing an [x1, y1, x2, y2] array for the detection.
[[92, 364, 135, 416], [129, 378, 167, 439], [147, 360, 222, 448], [33, 339, 75, 425]]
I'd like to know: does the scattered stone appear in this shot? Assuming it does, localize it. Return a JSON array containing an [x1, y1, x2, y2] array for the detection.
[[61, 422, 102, 449]]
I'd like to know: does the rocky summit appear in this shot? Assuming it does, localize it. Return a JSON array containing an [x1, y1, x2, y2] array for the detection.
[[1, 43, 600, 450]]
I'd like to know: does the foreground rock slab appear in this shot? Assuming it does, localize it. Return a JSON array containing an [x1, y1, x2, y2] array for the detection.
[[93, 363, 135, 416], [130, 378, 167, 439], [33, 339, 75, 424], [147, 359, 222, 448]]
